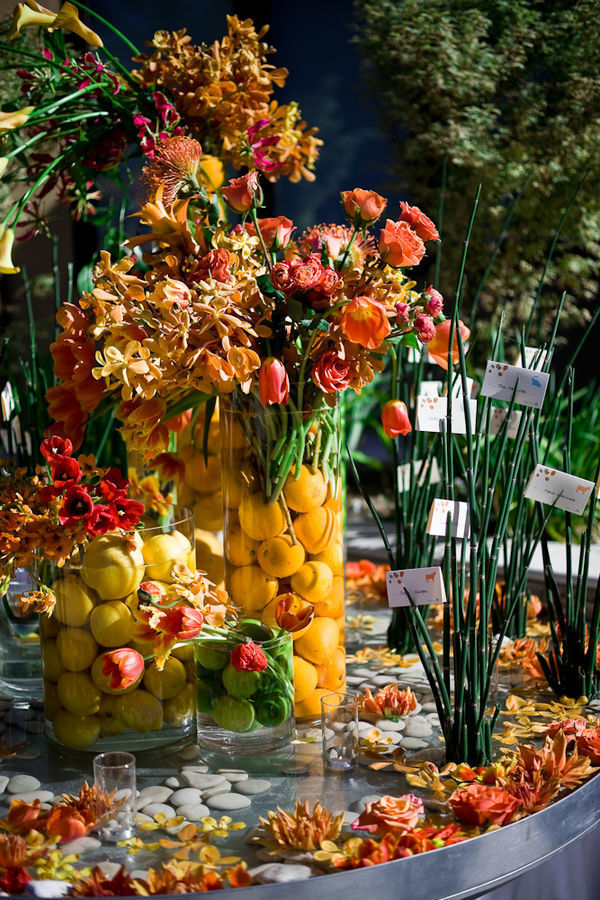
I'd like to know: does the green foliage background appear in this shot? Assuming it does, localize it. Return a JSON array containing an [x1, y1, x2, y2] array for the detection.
[[353, 0, 600, 344]]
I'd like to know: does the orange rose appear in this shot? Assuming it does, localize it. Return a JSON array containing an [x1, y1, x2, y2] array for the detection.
[[576, 727, 600, 763], [245, 215, 294, 249], [449, 783, 521, 827], [339, 295, 391, 349], [378, 219, 425, 267], [399, 201, 440, 242], [351, 794, 424, 836], [312, 350, 355, 393], [426, 319, 470, 369], [221, 172, 260, 212], [341, 188, 387, 224]]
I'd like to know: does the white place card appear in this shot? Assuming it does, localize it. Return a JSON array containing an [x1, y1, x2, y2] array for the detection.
[[386, 566, 447, 608], [524, 464, 595, 515], [426, 499, 470, 539], [488, 407, 523, 439], [419, 380, 443, 398], [522, 346, 548, 371], [444, 374, 479, 400], [480, 360, 549, 409], [1, 383, 15, 422], [416, 395, 478, 434], [398, 457, 441, 492]]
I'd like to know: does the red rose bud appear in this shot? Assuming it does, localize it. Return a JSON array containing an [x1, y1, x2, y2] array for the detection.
[[414, 313, 436, 344], [50, 454, 82, 488], [398, 201, 440, 242], [341, 188, 387, 225], [40, 435, 73, 461], [58, 484, 94, 526], [221, 171, 261, 212], [230, 641, 268, 672], [101, 648, 144, 691], [258, 357, 290, 406], [382, 400, 412, 439]]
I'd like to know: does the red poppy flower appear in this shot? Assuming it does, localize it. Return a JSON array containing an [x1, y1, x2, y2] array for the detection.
[[40, 435, 73, 461], [111, 497, 145, 530], [58, 485, 94, 526], [86, 504, 119, 536], [98, 468, 130, 501], [230, 641, 268, 672]]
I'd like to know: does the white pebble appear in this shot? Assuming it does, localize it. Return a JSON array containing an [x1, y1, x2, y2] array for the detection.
[[97, 862, 122, 879], [169, 788, 203, 807], [142, 803, 177, 819], [181, 763, 209, 774], [404, 717, 433, 738], [354, 794, 381, 812], [206, 793, 251, 811], [217, 769, 249, 782], [401, 737, 428, 750], [10, 791, 54, 804], [421, 701, 438, 712], [24, 880, 70, 897], [181, 772, 227, 790], [164, 776, 180, 789], [15, 748, 41, 760], [202, 781, 232, 799], [251, 863, 312, 884], [0, 775, 9, 794], [176, 803, 210, 821], [179, 745, 202, 760], [237, 778, 271, 795], [138, 786, 173, 806], [59, 836, 101, 856], [8, 774, 41, 793], [375, 718, 406, 732]]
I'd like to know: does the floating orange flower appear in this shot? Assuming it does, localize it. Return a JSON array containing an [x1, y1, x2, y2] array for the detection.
[[351, 794, 424, 836], [359, 683, 417, 718], [339, 296, 391, 349], [449, 782, 521, 827], [260, 800, 344, 850], [426, 319, 470, 369]]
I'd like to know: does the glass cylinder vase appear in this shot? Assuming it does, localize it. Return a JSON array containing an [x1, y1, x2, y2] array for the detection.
[[195, 618, 294, 755], [39, 506, 198, 753], [221, 391, 346, 721], [0, 568, 43, 698]]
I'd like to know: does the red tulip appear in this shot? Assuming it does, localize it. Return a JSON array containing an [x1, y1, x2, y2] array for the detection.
[[258, 357, 290, 406], [101, 649, 144, 691], [381, 400, 412, 438]]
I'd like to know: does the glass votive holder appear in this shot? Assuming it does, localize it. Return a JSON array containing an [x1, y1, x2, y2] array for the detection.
[[93, 751, 137, 841], [320, 691, 359, 771]]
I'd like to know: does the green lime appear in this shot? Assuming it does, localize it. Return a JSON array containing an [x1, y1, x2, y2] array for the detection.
[[222, 662, 261, 699], [196, 677, 215, 715], [194, 642, 229, 671], [211, 695, 255, 732], [237, 619, 273, 642]]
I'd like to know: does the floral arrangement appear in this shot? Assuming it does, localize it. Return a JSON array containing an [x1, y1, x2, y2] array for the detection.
[[358, 683, 417, 718], [0, 3, 321, 262]]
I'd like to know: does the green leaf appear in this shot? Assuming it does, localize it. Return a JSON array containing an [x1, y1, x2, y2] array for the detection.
[[202, 395, 217, 465], [398, 332, 421, 350], [286, 297, 305, 321]]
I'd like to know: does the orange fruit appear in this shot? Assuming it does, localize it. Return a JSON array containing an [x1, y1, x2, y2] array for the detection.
[[310, 541, 344, 575], [290, 561, 333, 604], [313, 576, 344, 618], [177, 480, 196, 509], [294, 687, 333, 719], [284, 465, 327, 512], [293, 656, 318, 703], [142, 532, 191, 583], [192, 492, 223, 532], [195, 529, 222, 556], [315, 646, 346, 691], [294, 506, 337, 554], [324, 481, 343, 512], [81, 533, 145, 600], [229, 564, 278, 611], [257, 534, 305, 578], [225, 526, 258, 567], [180, 445, 222, 493], [294, 616, 339, 665], [336, 615, 345, 642], [239, 493, 286, 541]]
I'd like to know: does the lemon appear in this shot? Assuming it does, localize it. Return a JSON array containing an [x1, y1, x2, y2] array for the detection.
[[52, 709, 100, 750], [90, 600, 135, 647], [116, 689, 163, 732], [81, 533, 145, 600], [39, 613, 59, 639], [56, 627, 98, 671], [142, 532, 190, 583], [143, 657, 187, 700], [57, 671, 101, 717], [42, 638, 65, 682], [163, 682, 195, 726], [51, 574, 96, 627], [98, 694, 126, 736]]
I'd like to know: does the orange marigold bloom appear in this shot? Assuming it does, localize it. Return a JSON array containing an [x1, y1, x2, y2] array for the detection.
[[339, 295, 391, 349]]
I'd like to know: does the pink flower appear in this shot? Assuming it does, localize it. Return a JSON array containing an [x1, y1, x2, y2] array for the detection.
[[398, 202, 440, 242], [258, 357, 290, 406], [246, 119, 281, 172], [381, 400, 412, 438], [378, 219, 425, 268], [424, 286, 444, 316], [221, 172, 260, 212], [395, 302, 410, 324], [414, 313, 436, 343]]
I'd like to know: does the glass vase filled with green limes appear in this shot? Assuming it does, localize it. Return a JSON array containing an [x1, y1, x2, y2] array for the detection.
[[195, 618, 294, 755], [39, 506, 200, 752]]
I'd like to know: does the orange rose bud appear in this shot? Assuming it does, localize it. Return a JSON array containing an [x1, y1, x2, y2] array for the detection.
[[398, 201, 440, 242], [426, 319, 471, 370], [378, 219, 425, 267], [258, 357, 290, 406], [339, 295, 391, 349], [381, 400, 412, 438], [245, 215, 294, 249], [221, 172, 260, 213], [341, 188, 387, 224]]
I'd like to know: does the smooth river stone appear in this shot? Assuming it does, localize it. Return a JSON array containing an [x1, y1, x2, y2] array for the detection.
[[60, 836, 101, 856], [353, 794, 382, 812], [7, 774, 41, 793], [181, 772, 227, 790], [421, 701, 438, 712], [179, 745, 203, 761], [206, 793, 251, 811], [251, 863, 312, 884], [24, 880, 70, 897], [375, 718, 406, 732], [169, 788, 204, 807], [0, 775, 8, 794], [137, 786, 173, 807], [202, 781, 232, 799], [11, 790, 54, 804], [164, 776, 181, 789], [404, 717, 433, 738], [176, 803, 210, 821], [217, 769, 249, 783], [401, 736, 428, 750], [142, 803, 177, 819], [181, 764, 209, 774], [237, 778, 271, 795]]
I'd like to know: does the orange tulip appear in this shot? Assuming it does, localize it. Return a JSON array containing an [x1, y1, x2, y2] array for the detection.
[[381, 400, 412, 438], [340, 296, 391, 349], [426, 319, 470, 369]]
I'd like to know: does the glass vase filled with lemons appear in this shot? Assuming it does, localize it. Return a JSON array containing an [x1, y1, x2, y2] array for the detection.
[[39, 506, 200, 752]]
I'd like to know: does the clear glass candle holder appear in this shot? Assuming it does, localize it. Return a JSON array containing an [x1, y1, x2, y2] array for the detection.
[[320, 690, 359, 771], [93, 750, 136, 841]]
